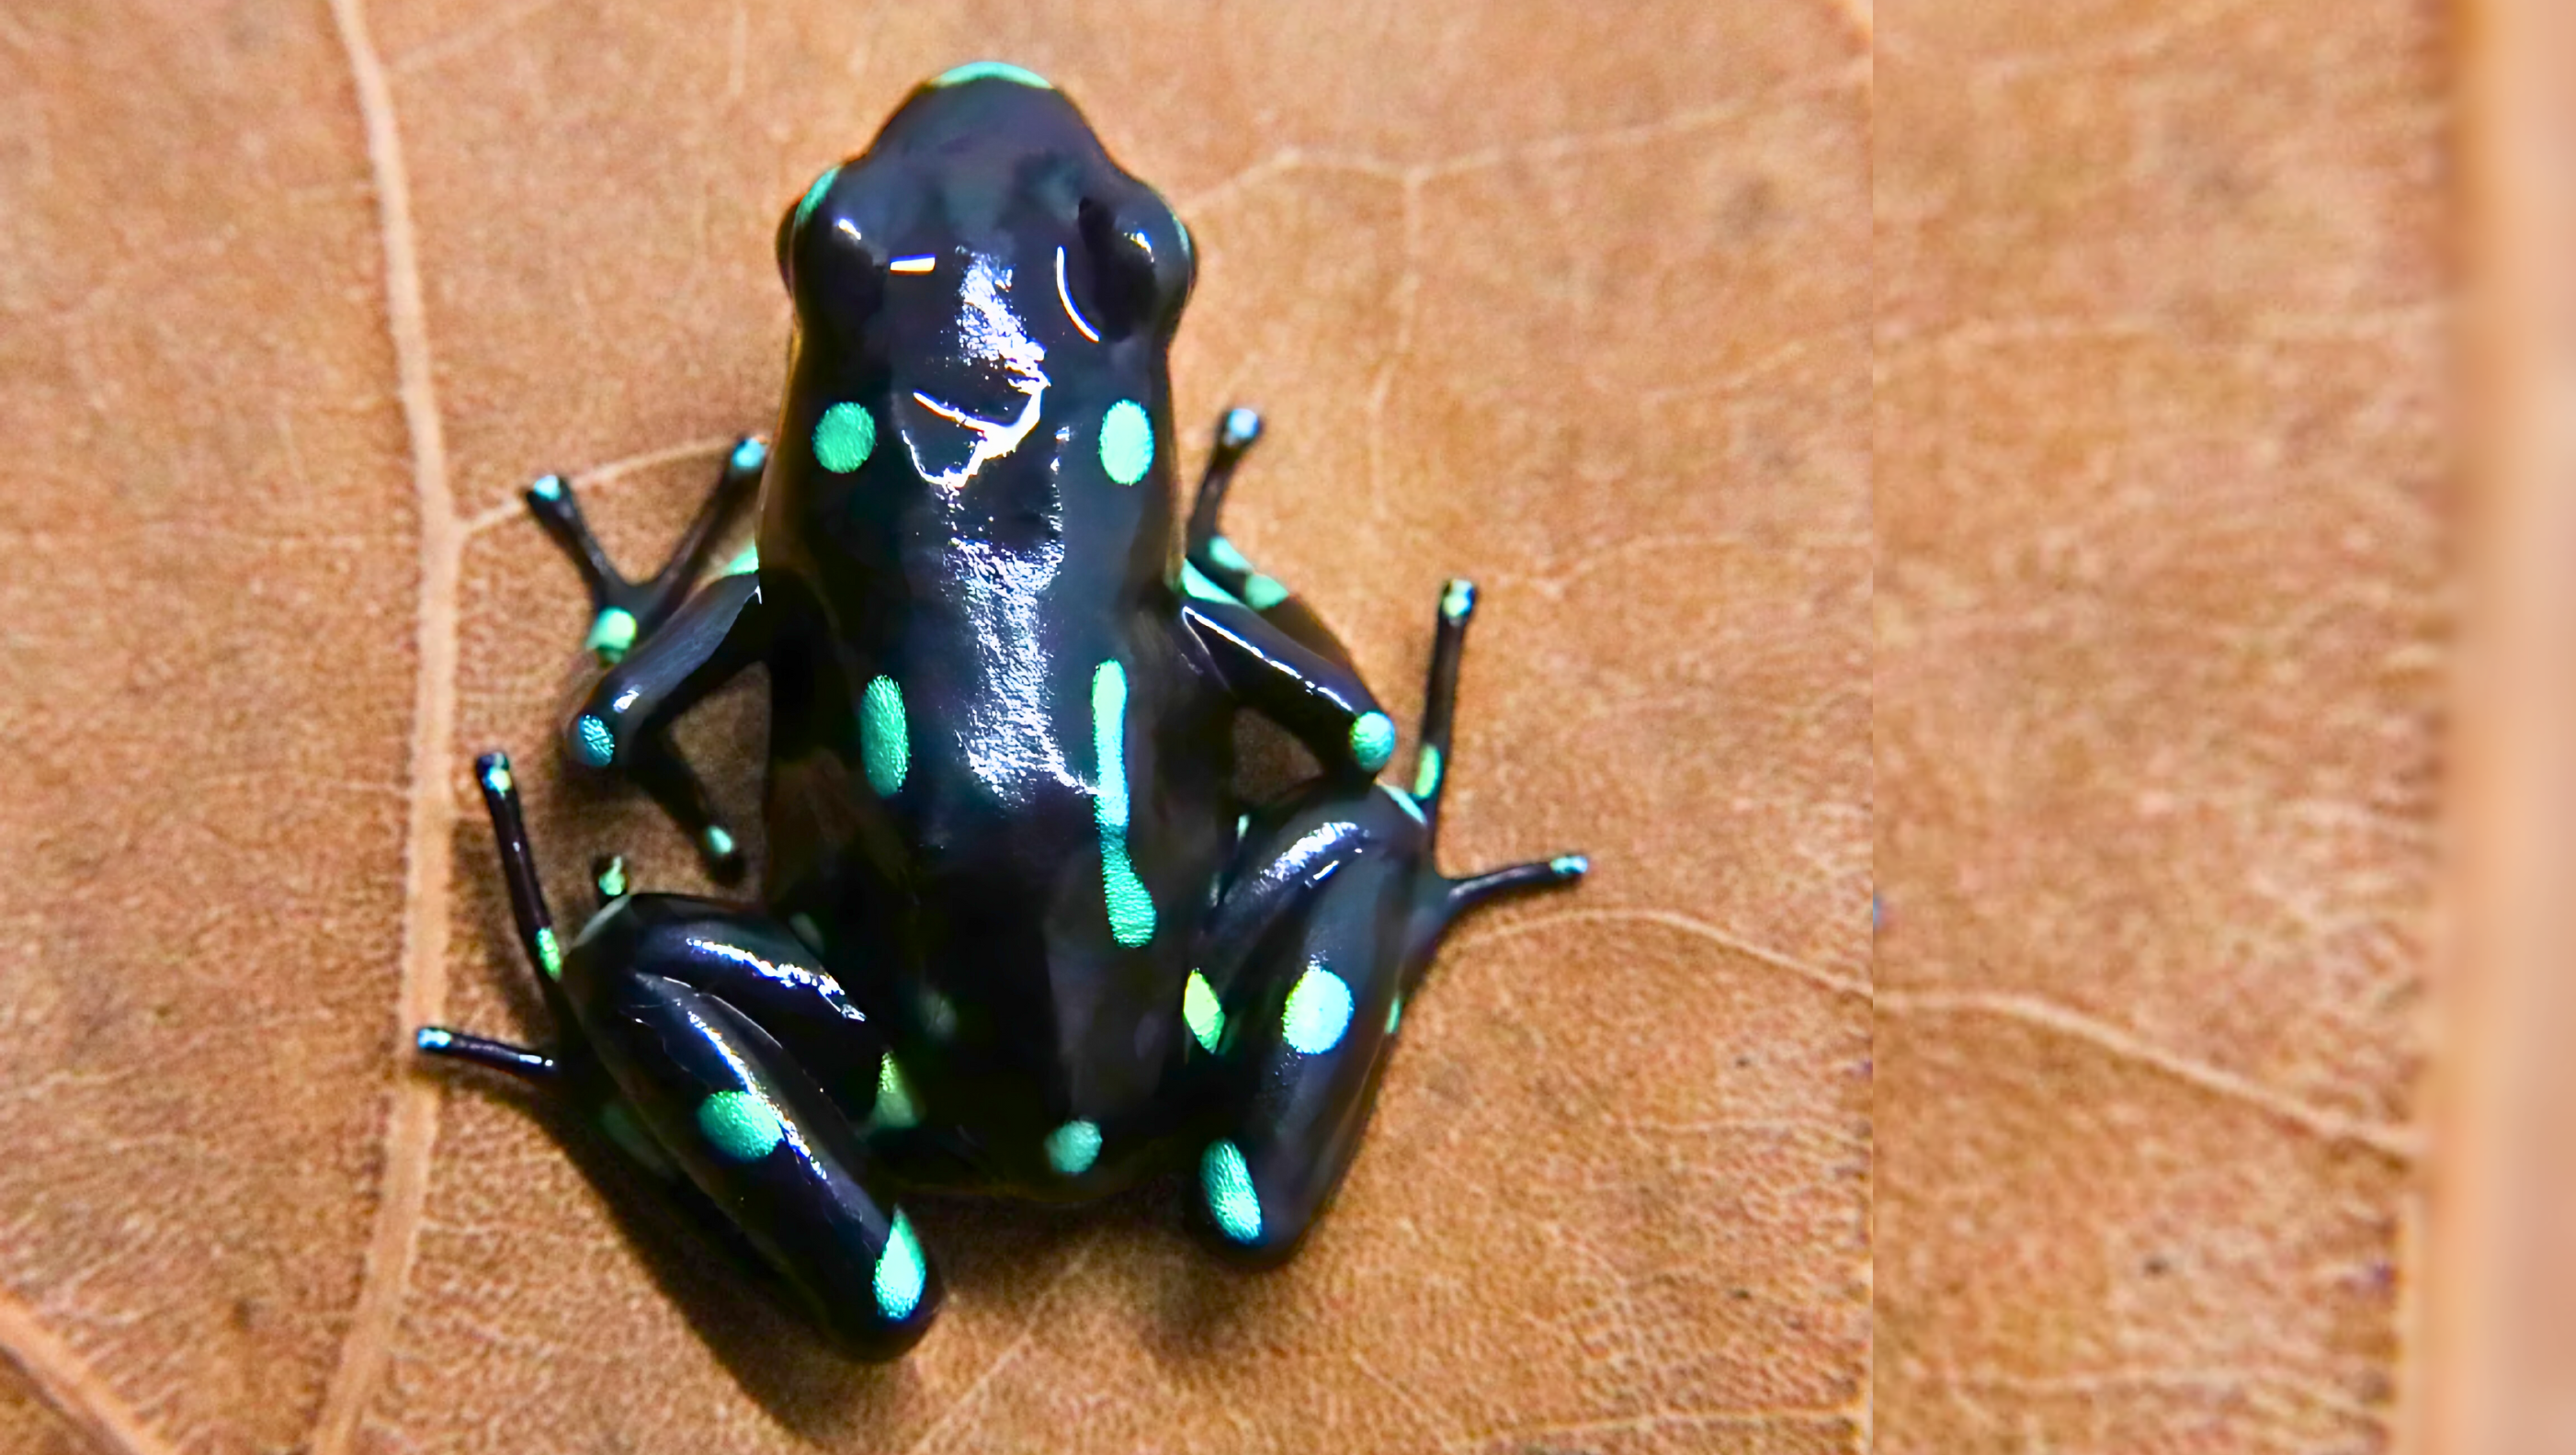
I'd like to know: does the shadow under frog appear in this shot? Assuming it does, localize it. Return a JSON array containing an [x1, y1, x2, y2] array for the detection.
[[416, 61, 1585, 1364]]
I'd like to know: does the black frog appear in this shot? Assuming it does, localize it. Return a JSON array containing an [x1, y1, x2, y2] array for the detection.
[[416, 61, 1585, 1358]]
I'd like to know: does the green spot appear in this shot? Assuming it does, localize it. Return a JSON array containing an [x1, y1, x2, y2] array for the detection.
[[597, 1100, 675, 1177], [874, 1209, 926, 1322], [1091, 660, 1155, 946], [481, 757, 513, 795], [1386, 996, 1403, 1036], [932, 60, 1053, 89], [812, 401, 877, 472], [730, 437, 768, 473], [1179, 561, 1241, 607], [1201, 1141, 1262, 1245], [1045, 1120, 1103, 1177], [1413, 745, 1443, 799], [702, 824, 737, 859], [1441, 578, 1477, 622], [595, 857, 629, 901], [697, 1089, 784, 1162], [585, 607, 638, 665], [1183, 971, 1225, 1052], [1552, 854, 1590, 878], [1242, 573, 1289, 609], [1207, 536, 1254, 575], [1282, 961, 1355, 1054], [1101, 844, 1155, 949], [574, 714, 615, 767], [533, 926, 563, 981], [1349, 711, 1396, 773], [723, 543, 760, 576], [793, 165, 839, 233], [1097, 400, 1154, 486], [873, 1053, 920, 1129], [861, 675, 908, 797]]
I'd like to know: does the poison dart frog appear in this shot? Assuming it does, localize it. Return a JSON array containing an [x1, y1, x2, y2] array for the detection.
[[415, 61, 1586, 1358]]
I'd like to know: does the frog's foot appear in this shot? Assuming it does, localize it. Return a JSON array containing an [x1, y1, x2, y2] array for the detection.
[[1179, 406, 1357, 671], [1400, 577, 1588, 936], [524, 435, 766, 668]]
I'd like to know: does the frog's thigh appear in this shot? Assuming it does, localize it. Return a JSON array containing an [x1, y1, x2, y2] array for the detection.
[[580, 962, 939, 1358], [1187, 861, 1413, 1266]]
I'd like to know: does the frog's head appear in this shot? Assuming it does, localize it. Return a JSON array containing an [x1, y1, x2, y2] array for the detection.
[[771, 64, 1194, 541]]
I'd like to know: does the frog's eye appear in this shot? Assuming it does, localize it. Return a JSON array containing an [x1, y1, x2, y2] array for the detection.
[[777, 165, 841, 290], [1065, 195, 1192, 341]]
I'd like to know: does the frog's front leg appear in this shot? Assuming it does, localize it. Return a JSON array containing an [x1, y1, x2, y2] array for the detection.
[[1182, 581, 1586, 1265], [1179, 588, 1398, 779], [562, 569, 769, 877], [417, 752, 941, 1358], [1179, 407, 1354, 671], [524, 437, 766, 668]]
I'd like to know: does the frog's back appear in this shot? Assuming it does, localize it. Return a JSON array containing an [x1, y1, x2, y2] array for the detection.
[[750, 71, 1220, 1190]]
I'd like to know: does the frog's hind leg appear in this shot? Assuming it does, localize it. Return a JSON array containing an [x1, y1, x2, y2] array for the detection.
[[1180, 583, 1584, 1267], [1180, 406, 1355, 669], [525, 435, 766, 669], [1403, 578, 1588, 952], [425, 752, 939, 1358], [414, 752, 583, 1084]]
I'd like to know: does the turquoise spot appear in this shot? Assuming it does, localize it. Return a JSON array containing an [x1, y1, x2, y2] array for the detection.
[[792, 165, 839, 233], [1386, 996, 1403, 1036], [1349, 711, 1396, 772], [480, 757, 513, 795], [1201, 1141, 1262, 1244], [730, 437, 768, 473], [861, 675, 908, 796], [533, 926, 563, 980], [1175, 214, 1195, 266], [932, 60, 1053, 89], [597, 1100, 674, 1177], [528, 474, 564, 502], [812, 402, 877, 472], [1552, 854, 1591, 878], [414, 1026, 453, 1052], [874, 1210, 926, 1321], [1092, 660, 1156, 946], [697, 1089, 784, 1162], [1413, 745, 1443, 799], [1182, 970, 1225, 1052], [1282, 961, 1355, 1054], [595, 857, 629, 900], [584, 607, 638, 665], [574, 714, 615, 767], [1441, 578, 1477, 622], [1098, 400, 1154, 485], [1242, 573, 1289, 609], [723, 543, 760, 576], [702, 825, 736, 859], [1179, 561, 1241, 607], [1207, 535, 1254, 575], [874, 1053, 920, 1129], [1046, 1120, 1103, 1176]]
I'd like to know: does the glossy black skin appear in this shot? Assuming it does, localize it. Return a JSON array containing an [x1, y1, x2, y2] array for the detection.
[[417, 69, 1584, 1360]]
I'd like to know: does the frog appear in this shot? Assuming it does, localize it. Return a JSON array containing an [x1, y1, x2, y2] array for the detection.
[[414, 62, 1586, 1359]]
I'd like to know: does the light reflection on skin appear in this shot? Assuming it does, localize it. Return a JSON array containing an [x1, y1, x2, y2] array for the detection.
[[893, 253, 1076, 805], [900, 254, 1050, 494]]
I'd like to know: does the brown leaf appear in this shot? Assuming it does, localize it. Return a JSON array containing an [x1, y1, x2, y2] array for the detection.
[[1874, 0, 2443, 1447], [0, 2, 1866, 1451]]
